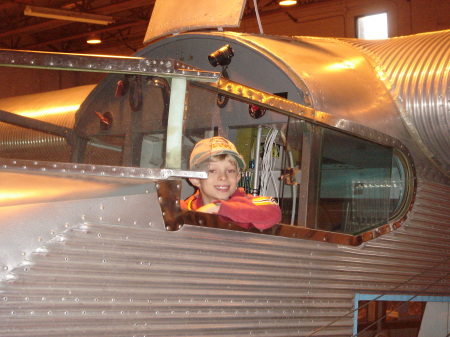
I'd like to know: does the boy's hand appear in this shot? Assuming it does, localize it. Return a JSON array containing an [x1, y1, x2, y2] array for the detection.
[[197, 202, 221, 214]]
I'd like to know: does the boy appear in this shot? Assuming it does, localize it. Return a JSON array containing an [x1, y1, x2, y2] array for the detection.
[[181, 136, 281, 230]]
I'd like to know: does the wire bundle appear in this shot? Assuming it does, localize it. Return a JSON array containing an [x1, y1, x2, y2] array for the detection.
[[259, 127, 279, 198]]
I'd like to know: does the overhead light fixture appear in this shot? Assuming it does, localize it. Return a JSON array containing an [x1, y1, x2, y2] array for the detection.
[[279, 0, 297, 5], [86, 34, 102, 44], [24, 5, 114, 25]]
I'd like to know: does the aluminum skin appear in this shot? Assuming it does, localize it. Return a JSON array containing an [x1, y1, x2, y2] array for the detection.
[[0, 30, 449, 337]]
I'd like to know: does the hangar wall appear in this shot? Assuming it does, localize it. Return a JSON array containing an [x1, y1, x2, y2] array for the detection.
[[0, 0, 448, 99], [237, 0, 449, 38]]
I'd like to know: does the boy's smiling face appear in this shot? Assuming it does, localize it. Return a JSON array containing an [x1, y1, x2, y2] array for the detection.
[[189, 157, 241, 205]]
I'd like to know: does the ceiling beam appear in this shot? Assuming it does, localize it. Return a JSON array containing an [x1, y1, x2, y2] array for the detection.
[[24, 20, 147, 49], [0, 0, 154, 39], [24, 5, 115, 25]]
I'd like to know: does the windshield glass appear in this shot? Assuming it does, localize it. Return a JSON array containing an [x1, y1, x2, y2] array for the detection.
[[0, 70, 217, 178]]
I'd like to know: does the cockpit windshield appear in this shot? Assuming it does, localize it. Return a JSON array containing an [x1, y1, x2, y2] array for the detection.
[[0, 54, 220, 181]]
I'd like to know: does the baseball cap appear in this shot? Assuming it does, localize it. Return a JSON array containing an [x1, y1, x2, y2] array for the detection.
[[190, 136, 245, 170]]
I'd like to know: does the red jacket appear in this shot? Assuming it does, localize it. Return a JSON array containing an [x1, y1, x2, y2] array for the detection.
[[181, 187, 281, 230]]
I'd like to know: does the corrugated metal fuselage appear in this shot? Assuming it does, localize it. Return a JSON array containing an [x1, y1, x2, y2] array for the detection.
[[0, 30, 449, 336]]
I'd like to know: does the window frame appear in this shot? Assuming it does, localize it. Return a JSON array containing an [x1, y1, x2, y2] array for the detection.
[[275, 116, 414, 235]]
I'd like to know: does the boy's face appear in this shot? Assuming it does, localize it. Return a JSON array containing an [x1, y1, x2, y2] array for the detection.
[[189, 158, 241, 204]]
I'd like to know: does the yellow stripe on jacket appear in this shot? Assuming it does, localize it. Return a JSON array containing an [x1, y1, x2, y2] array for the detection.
[[251, 196, 278, 206]]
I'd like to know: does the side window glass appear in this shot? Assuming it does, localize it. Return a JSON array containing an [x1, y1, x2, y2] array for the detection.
[[85, 135, 124, 166], [318, 128, 406, 234], [77, 75, 171, 167], [79, 78, 217, 170]]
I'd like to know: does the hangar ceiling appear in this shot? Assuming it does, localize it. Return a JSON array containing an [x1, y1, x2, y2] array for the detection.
[[0, 0, 332, 55]]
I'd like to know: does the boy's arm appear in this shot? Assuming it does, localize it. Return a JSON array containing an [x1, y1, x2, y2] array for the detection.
[[217, 195, 281, 230], [196, 203, 220, 214]]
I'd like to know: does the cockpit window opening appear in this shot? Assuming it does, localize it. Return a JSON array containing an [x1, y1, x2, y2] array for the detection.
[[178, 87, 412, 243]]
